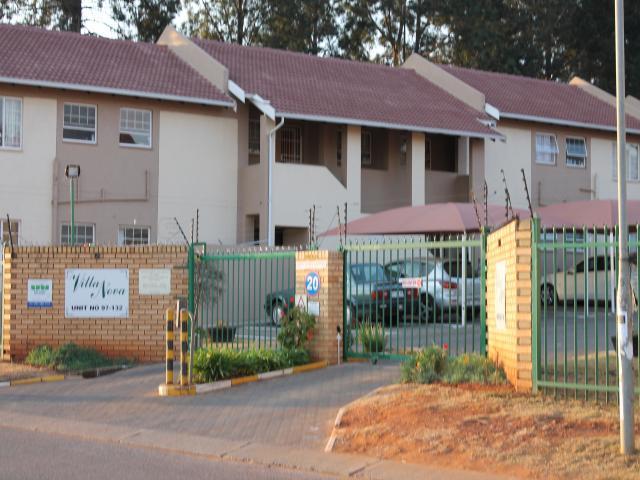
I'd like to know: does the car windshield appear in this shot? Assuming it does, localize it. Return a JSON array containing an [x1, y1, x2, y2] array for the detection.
[[350, 264, 388, 283]]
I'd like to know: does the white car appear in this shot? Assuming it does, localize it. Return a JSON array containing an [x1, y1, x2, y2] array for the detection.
[[541, 256, 613, 305], [384, 257, 482, 320]]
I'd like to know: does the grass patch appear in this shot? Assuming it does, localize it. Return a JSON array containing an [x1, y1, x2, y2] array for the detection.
[[359, 321, 387, 353], [192, 347, 310, 383], [26, 343, 131, 372], [401, 346, 506, 385]]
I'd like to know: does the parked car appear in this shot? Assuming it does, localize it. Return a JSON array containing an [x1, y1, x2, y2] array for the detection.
[[264, 263, 411, 326], [384, 256, 482, 321], [541, 255, 613, 305]]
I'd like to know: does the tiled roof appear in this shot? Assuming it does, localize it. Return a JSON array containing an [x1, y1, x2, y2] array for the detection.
[[442, 64, 640, 131], [0, 24, 233, 106], [194, 39, 500, 138]]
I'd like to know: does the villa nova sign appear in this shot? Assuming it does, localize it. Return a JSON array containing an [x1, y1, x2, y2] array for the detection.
[[65, 269, 129, 318]]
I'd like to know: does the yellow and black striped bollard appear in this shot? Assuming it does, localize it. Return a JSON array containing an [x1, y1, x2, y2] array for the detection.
[[180, 309, 189, 387], [165, 308, 174, 386]]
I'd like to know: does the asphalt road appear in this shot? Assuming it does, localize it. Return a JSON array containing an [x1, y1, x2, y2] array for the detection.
[[0, 427, 336, 480]]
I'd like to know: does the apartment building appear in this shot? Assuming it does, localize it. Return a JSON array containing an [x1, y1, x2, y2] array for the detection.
[[403, 54, 640, 210], [0, 25, 238, 246]]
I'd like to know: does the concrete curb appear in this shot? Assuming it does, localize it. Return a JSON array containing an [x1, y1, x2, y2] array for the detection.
[[189, 361, 329, 395], [0, 374, 66, 388]]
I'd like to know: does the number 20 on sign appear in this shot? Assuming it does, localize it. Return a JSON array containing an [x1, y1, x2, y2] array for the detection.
[[305, 272, 320, 296]]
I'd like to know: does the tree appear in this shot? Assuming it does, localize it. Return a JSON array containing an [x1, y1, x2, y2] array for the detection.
[[183, 0, 268, 45], [16, 0, 83, 32], [109, 0, 180, 42], [261, 0, 339, 55]]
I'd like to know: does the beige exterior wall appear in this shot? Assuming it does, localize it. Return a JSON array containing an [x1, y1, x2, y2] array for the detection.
[[0, 91, 56, 245], [425, 171, 469, 203], [470, 137, 486, 200], [591, 136, 640, 201], [484, 125, 532, 209], [54, 93, 160, 245], [157, 110, 238, 244]]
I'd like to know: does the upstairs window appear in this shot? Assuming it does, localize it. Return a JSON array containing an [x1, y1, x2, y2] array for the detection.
[[361, 130, 372, 166], [248, 107, 261, 164], [1, 218, 19, 245], [279, 126, 302, 163], [535, 133, 558, 165], [118, 226, 150, 246], [61, 224, 95, 245], [0, 97, 22, 148], [400, 136, 408, 166], [120, 108, 151, 148], [612, 143, 640, 181], [565, 137, 587, 168], [63, 103, 97, 143]]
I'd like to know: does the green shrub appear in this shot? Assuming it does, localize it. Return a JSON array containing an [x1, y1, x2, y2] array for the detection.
[[443, 354, 507, 385], [400, 347, 506, 386], [192, 347, 309, 383], [359, 321, 386, 353], [25, 343, 130, 372], [401, 346, 448, 384], [277, 307, 316, 352]]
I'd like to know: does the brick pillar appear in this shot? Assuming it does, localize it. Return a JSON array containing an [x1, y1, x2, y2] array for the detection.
[[2, 246, 11, 361], [295, 250, 343, 365], [486, 219, 533, 392]]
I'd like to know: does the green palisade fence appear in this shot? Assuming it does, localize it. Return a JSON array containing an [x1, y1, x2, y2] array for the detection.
[[342, 233, 487, 360], [532, 217, 640, 401], [189, 244, 297, 351]]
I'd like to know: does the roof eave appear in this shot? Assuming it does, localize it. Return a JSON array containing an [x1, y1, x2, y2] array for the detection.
[[276, 111, 503, 140], [0, 76, 235, 108], [500, 112, 640, 136]]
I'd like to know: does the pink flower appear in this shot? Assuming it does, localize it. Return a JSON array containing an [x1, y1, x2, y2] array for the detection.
[[443, 343, 449, 351]]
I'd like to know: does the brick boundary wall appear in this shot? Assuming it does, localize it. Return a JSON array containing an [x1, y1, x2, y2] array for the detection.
[[2, 245, 187, 362], [486, 219, 533, 392], [295, 250, 343, 365]]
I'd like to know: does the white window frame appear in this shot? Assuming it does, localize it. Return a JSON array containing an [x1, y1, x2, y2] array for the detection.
[[535, 133, 559, 165], [118, 226, 150, 246], [565, 136, 587, 169], [63, 102, 97, 144], [399, 136, 408, 166], [0, 96, 23, 150], [361, 130, 372, 167], [248, 108, 261, 158], [279, 126, 302, 164], [119, 108, 152, 149], [1, 218, 20, 245], [60, 223, 95, 245], [612, 142, 640, 182]]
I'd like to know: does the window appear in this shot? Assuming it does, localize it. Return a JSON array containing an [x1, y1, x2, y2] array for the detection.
[[63, 103, 97, 143], [1, 218, 19, 245], [119, 108, 151, 148], [279, 126, 302, 163], [336, 130, 342, 167], [425, 138, 432, 170], [361, 130, 372, 166], [61, 224, 95, 245], [0, 97, 22, 148], [399, 136, 408, 166], [565, 137, 587, 168], [612, 143, 640, 181], [248, 108, 260, 164], [118, 226, 150, 245], [535, 133, 558, 165]]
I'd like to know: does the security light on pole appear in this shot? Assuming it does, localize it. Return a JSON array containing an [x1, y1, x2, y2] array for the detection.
[[65, 164, 80, 245]]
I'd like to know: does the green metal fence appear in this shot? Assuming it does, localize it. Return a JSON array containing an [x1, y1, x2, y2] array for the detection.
[[188, 244, 297, 351], [532, 218, 640, 401], [342, 234, 487, 360]]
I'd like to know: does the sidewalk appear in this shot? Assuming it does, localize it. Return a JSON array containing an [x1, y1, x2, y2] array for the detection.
[[0, 363, 512, 479]]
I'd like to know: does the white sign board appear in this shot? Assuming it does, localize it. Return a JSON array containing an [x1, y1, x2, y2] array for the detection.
[[139, 268, 171, 295], [297, 259, 328, 271], [400, 277, 423, 289], [307, 300, 320, 316], [495, 261, 506, 330], [27, 279, 53, 308], [65, 269, 129, 318]]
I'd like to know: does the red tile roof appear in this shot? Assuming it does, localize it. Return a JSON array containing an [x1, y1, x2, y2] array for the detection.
[[0, 24, 233, 106], [194, 39, 500, 138], [442, 64, 640, 132]]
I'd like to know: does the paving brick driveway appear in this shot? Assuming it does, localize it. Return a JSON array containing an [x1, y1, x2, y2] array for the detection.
[[0, 362, 399, 448]]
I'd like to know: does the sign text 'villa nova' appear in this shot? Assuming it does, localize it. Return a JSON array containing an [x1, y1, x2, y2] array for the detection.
[[65, 269, 129, 318]]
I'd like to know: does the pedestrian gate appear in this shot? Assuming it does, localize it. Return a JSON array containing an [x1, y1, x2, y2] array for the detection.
[[342, 234, 487, 360]]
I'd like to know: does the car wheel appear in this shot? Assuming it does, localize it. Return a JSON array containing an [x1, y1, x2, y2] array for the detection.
[[420, 296, 436, 323], [541, 284, 557, 306], [271, 302, 285, 325]]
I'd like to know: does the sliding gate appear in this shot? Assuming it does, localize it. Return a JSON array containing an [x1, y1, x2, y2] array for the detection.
[[343, 234, 487, 360]]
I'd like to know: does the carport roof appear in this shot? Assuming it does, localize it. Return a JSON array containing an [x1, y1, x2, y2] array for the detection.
[[193, 39, 501, 139]]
